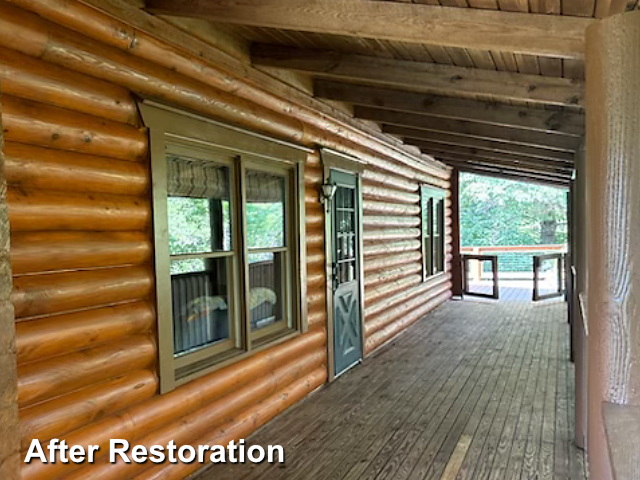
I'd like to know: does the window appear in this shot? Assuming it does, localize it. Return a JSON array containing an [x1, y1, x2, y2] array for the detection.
[[140, 101, 308, 392], [421, 186, 446, 280]]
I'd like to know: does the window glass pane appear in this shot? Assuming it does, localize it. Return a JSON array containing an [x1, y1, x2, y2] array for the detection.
[[167, 156, 231, 254], [245, 170, 285, 249], [171, 257, 231, 356], [248, 252, 284, 331]]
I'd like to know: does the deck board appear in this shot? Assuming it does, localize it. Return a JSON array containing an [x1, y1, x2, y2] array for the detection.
[[192, 299, 587, 480]]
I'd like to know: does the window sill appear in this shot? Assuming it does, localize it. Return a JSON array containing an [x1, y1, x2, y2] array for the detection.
[[174, 328, 302, 389], [423, 271, 448, 283]]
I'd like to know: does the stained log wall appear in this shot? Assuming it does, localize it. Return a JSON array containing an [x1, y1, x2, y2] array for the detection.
[[0, 0, 451, 478]]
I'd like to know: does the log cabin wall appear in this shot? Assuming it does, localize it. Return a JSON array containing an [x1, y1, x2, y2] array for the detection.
[[0, 0, 451, 478]]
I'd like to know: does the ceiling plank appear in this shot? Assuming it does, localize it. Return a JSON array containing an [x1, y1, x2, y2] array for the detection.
[[314, 81, 584, 137], [383, 125, 575, 161], [145, 0, 593, 59], [409, 140, 574, 169], [251, 45, 584, 108], [354, 107, 580, 151]]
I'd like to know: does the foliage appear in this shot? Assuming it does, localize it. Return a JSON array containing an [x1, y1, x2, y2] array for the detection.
[[459, 173, 568, 247]]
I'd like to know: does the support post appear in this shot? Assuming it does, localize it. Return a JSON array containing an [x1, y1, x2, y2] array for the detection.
[[586, 11, 640, 480], [573, 145, 588, 450], [450, 168, 463, 297], [0, 85, 20, 479]]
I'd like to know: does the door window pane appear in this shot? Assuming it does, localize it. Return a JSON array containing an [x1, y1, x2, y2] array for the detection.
[[170, 257, 231, 356], [245, 170, 285, 249], [248, 252, 284, 331]]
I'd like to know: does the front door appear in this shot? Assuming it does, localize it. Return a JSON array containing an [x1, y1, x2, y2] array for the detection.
[[330, 169, 362, 377]]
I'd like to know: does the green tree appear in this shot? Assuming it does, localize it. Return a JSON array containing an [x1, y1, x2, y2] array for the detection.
[[460, 173, 568, 247]]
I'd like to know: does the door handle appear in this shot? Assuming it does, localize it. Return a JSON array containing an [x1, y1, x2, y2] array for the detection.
[[332, 263, 339, 292]]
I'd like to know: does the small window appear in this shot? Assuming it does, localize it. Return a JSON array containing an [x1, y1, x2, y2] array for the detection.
[[140, 101, 308, 392], [421, 186, 446, 280]]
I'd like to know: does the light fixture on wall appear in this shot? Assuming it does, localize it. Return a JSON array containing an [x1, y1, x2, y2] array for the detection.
[[320, 181, 337, 211]]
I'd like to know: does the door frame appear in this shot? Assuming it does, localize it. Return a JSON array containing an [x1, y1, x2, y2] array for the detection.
[[321, 148, 366, 382]]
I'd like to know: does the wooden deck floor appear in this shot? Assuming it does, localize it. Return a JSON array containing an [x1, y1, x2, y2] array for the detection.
[[193, 300, 587, 480]]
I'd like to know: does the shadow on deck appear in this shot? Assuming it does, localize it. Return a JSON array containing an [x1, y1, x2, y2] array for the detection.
[[193, 300, 587, 480]]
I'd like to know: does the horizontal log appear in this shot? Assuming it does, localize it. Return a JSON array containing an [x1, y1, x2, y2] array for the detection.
[[0, 45, 136, 124], [361, 169, 420, 192], [363, 200, 420, 216], [19, 369, 157, 450], [365, 273, 423, 306], [307, 310, 326, 329], [11, 231, 152, 275], [364, 251, 422, 273], [314, 81, 585, 136], [365, 283, 451, 341], [3, 142, 149, 196], [365, 273, 451, 323], [363, 215, 420, 228], [365, 289, 451, 354], [304, 184, 319, 204], [16, 301, 154, 364], [128, 368, 327, 480], [304, 165, 323, 185], [363, 240, 421, 257], [12, 266, 153, 319], [362, 184, 420, 204], [251, 45, 585, 107], [7, 189, 150, 232], [34, 329, 322, 475], [1, 94, 146, 160], [22, 333, 326, 480], [0, 1, 449, 184], [17, 335, 156, 408], [363, 228, 421, 242], [64, 350, 326, 480]]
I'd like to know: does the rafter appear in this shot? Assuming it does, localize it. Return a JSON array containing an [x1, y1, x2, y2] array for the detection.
[[411, 141, 574, 171], [145, 0, 593, 59], [447, 163, 570, 187], [421, 150, 573, 177], [383, 125, 575, 162], [251, 45, 584, 108], [436, 155, 571, 179], [354, 107, 580, 152], [314, 81, 585, 137]]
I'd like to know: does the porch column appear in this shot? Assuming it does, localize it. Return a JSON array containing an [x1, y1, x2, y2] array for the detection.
[[450, 168, 463, 296], [0, 89, 20, 478], [586, 11, 640, 480]]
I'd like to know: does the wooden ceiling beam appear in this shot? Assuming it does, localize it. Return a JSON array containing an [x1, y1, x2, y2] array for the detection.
[[251, 45, 584, 108], [421, 150, 573, 176], [145, 0, 593, 59], [314, 81, 585, 137], [354, 107, 580, 152], [447, 163, 570, 188], [411, 141, 574, 170], [436, 155, 571, 180], [383, 125, 575, 162]]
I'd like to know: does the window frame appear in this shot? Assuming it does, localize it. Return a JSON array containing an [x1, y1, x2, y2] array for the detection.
[[420, 185, 447, 281], [140, 100, 310, 393]]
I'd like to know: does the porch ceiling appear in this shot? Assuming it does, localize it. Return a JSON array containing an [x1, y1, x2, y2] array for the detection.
[[141, 0, 640, 185]]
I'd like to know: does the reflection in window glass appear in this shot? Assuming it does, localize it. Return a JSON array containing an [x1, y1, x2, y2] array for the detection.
[[248, 252, 284, 331], [245, 170, 285, 249], [167, 156, 231, 255], [171, 257, 231, 356]]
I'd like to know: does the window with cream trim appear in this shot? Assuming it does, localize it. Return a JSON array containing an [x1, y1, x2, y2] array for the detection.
[[140, 101, 308, 393]]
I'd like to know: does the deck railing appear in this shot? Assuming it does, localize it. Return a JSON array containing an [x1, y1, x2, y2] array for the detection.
[[460, 244, 566, 280]]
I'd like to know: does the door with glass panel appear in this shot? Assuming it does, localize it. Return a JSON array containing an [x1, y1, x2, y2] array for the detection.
[[330, 169, 362, 376]]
